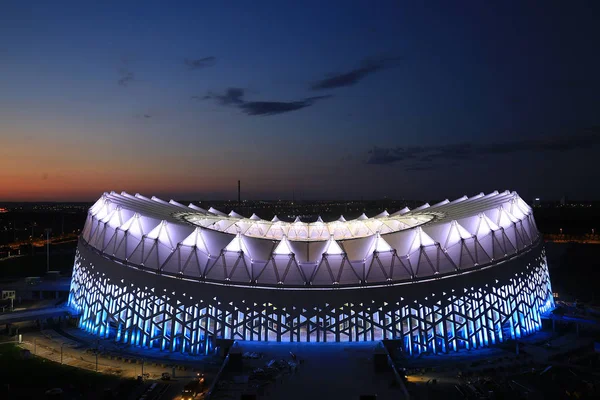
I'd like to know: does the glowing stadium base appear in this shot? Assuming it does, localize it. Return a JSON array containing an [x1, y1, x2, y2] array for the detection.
[[68, 242, 554, 356]]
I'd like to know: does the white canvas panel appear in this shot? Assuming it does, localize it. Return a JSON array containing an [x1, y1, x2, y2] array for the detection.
[[242, 236, 275, 262], [336, 258, 361, 285], [324, 255, 346, 283], [145, 240, 173, 267], [202, 230, 235, 258], [81, 214, 94, 242], [414, 245, 438, 276], [264, 224, 285, 239], [186, 248, 209, 277], [457, 239, 477, 269], [138, 216, 161, 236], [502, 226, 518, 254], [383, 230, 417, 257], [127, 238, 146, 265], [437, 249, 457, 274], [276, 256, 305, 285], [368, 234, 393, 254], [205, 257, 227, 280], [365, 255, 388, 283], [444, 242, 462, 267], [456, 215, 482, 236], [422, 223, 452, 246], [167, 224, 194, 246], [375, 251, 395, 279], [300, 263, 317, 283], [181, 228, 206, 250], [255, 260, 278, 284], [288, 241, 309, 262], [311, 259, 335, 285], [227, 254, 251, 283], [308, 222, 328, 239], [120, 214, 144, 240], [476, 233, 494, 260], [390, 256, 412, 280]]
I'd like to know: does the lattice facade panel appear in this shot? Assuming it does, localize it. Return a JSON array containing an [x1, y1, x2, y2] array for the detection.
[[69, 241, 554, 356]]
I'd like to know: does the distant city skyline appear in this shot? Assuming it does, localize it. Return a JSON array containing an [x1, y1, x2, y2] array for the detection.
[[1, 1, 599, 201]]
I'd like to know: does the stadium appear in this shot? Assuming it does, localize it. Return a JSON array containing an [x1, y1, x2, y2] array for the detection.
[[68, 190, 554, 355]]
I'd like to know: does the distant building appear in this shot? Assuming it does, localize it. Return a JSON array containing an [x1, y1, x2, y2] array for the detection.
[[560, 195, 567, 206], [533, 197, 541, 207], [1, 290, 15, 300], [0, 277, 70, 301]]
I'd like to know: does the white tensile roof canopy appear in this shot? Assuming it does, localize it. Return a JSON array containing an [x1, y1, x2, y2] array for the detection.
[[81, 190, 538, 286]]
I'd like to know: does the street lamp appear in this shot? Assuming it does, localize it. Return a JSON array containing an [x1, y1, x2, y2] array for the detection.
[[45, 228, 52, 273]]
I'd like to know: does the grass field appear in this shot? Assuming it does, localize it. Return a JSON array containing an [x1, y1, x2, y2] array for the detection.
[[0, 343, 137, 399]]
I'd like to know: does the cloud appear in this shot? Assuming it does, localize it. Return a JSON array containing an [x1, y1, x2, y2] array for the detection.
[[366, 128, 600, 167], [202, 88, 332, 116], [405, 164, 437, 172], [311, 56, 402, 90], [206, 87, 245, 106], [184, 56, 216, 69], [118, 68, 135, 87], [240, 96, 331, 116]]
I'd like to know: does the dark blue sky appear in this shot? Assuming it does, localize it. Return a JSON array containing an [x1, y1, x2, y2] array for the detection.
[[1, 1, 599, 201]]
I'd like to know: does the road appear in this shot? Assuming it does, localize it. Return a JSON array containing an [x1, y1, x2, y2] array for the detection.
[[0, 306, 73, 324]]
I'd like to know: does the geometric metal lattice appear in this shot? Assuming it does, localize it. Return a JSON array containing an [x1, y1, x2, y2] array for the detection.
[[68, 247, 554, 356]]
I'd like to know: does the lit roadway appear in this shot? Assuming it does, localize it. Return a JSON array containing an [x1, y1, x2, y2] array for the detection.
[[0, 306, 73, 324], [5, 232, 79, 250], [544, 234, 600, 244]]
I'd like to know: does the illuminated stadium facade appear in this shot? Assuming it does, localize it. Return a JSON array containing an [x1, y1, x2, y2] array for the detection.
[[68, 190, 554, 355]]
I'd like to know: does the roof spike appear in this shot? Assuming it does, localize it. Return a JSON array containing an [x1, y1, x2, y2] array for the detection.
[[294, 216, 301, 223], [374, 210, 390, 218], [391, 207, 410, 216], [228, 210, 245, 219], [324, 235, 344, 255], [316, 216, 324, 223], [273, 235, 293, 255], [337, 215, 347, 222], [271, 215, 281, 222], [249, 213, 261, 220]]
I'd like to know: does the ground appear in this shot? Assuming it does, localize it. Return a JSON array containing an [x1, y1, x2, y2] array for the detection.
[[212, 341, 404, 400], [2, 324, 224, 400], [392, 330, 600, 399], [0, 342, 137, 399]]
